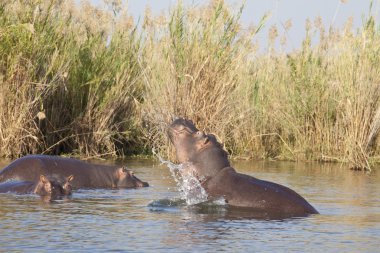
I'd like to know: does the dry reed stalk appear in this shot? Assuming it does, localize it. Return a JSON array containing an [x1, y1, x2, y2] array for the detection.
[[140, 1, 259, 160], [0, 0, 379, 170]]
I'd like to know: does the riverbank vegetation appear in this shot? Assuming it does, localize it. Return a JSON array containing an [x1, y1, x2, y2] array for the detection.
[[1, 0, 379, 170]]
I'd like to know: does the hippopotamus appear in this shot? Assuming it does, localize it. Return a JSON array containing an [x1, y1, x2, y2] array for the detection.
[[0, 155, 149, 189], [0, 174, 73, 198], [168, 118, 318, 218]]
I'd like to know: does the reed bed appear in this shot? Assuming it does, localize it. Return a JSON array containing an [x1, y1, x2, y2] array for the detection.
[[0, 0, 144, 157], [0, 0, 379, 170]]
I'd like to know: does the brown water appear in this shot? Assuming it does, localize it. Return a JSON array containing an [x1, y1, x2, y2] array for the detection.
[[0, 158, 379, 252]]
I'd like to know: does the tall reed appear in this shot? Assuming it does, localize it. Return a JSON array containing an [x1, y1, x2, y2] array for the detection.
[[140, 1, 265, 158], [140, 1, 380, 170], [240, 14, 380, 170], [0, 0, 379, 170], [0, 0, 143, 158]]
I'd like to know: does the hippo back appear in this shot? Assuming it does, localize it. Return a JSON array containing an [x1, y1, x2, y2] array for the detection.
[[0, 181, 35, 194], [0, 155, 148, 189], [0, 155, 96, 186]]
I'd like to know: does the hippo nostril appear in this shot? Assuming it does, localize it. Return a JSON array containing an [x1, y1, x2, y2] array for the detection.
[[135, 180, 149, 187]]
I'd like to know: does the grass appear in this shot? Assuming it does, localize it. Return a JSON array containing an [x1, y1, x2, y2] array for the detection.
[[0, 0, 379, 170]]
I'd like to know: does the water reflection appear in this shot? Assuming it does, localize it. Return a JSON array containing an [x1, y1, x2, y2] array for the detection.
[[0, 158, 379, 252], [149, 197, 317, 221]]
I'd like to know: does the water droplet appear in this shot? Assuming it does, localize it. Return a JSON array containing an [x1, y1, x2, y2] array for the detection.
[[153, 149, 208, 205]]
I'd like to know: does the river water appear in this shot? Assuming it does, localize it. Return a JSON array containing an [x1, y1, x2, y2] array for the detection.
[[0, 158, 379, 252]]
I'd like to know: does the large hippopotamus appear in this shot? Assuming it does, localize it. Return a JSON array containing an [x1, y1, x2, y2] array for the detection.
[[0, 174, 73, 198], [168, 118, 318, 218], [0, 155, 148, 189]]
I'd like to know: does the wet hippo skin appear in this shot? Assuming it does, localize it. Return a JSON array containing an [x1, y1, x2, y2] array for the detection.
[[0, 174, 73, 197], [168, 118, 318, 218], [0, 155, 149, 189]]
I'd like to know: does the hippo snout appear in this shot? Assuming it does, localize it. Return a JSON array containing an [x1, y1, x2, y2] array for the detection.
[[136, 181, 149, 187], [169, 118, 198, 133]]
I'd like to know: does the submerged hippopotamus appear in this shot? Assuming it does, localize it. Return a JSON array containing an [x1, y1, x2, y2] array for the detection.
[[0, 174, 73, 198], [168, 118, 318, 218], [0, 155, 149, 189]]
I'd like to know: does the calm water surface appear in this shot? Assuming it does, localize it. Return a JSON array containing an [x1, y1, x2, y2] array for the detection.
[[0, 158, 379, 252]]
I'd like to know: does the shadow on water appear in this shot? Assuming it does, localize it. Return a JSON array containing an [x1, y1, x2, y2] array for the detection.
[[148, 197, 316, 221]]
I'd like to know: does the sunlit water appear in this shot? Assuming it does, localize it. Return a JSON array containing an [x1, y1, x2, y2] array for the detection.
[[1, 158, 379, 252]]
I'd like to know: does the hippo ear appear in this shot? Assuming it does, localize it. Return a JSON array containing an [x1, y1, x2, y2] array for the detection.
[[117, 167, 127, 177], [39, 175, 49, 184], [118, 167, 134, 177], [67, 175, 74, 182], [124, 167, 134, 176]]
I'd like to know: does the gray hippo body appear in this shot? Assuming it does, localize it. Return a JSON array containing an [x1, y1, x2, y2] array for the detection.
[[168, 118, 318, 218], [0, 174, 73, 198], [0, 155, 148, 189]]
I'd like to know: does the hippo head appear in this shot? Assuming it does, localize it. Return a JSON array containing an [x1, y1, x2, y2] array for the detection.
[[168, 118, 230, 179], [115, 167, 149, 188], [168, 118, 205, 163], [62, 175, 74, 195], [34, 174, 74, 197]]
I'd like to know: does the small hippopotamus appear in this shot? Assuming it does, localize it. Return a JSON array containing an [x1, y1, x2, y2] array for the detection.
[[0, 174, 74, 198], [168, 118, 319, 218], [0, 155, 149, 189]]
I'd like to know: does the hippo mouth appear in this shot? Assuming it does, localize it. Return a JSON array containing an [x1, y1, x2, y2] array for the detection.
[[168, 119, 199, 139], [167, 126, 194, 143], [168, 118, 225, 154], [130, 173, 149, 188], [136, 180, 149, 187]]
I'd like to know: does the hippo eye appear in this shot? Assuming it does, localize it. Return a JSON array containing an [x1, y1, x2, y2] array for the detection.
[[195, 131, 205, 137]]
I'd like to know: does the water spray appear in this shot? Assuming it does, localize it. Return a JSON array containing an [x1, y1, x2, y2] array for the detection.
[[152, 148, 208, 205]]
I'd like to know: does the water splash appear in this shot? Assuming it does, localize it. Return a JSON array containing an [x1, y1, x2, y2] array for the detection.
[[153, 149, 208, 205]]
